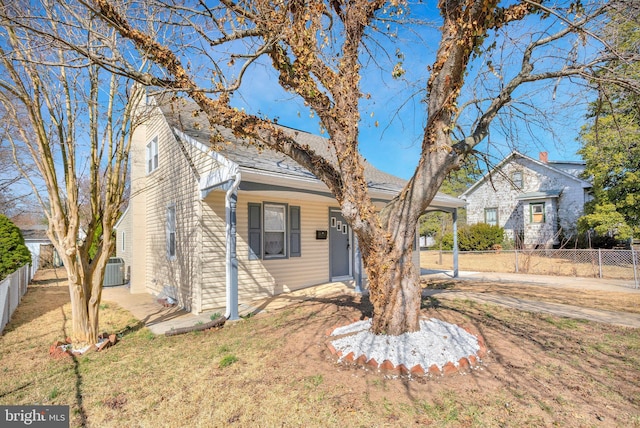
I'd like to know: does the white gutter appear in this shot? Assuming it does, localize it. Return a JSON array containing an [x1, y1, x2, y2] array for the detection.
[[225, 172, 241, 320]]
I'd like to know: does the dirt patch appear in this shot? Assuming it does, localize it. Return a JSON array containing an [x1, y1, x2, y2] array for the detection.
[[256, 293, 640, 427], [30, 267, 68, 286]]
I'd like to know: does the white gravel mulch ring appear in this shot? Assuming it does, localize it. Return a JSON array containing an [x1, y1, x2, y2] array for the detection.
[[329, 318, 485, 375]]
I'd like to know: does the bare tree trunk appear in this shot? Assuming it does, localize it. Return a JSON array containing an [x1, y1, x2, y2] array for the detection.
[[61, 235, 112, 347], [367, 248, 421, 335], [61, 257, 96, 346], [354, 222, 422, 335], [68, 281, 98, 346]]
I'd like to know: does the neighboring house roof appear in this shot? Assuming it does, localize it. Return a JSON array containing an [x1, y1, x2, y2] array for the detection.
[[114, 206, 129, 230], [20, 228, 50, 242], [460, 151, 591, 199], [155, 97, 464, 210], [516, 189, 563, 201]]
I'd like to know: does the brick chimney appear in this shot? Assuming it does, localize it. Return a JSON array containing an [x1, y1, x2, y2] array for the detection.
[[539, 151, 548, 163]]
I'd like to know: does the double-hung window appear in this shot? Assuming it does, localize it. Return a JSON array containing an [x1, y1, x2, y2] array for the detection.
[[248, 203, 301, 260], [530, 203, 545, 223], [167, 205, 176, 259], [512, 171, 523, 188], [146, 137, 159, 174], [264, 204, 286, 258], [484, 207, 498, 226]]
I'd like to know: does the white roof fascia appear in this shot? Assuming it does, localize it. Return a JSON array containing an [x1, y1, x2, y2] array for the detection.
[[173, 128, 241, 199], [431, 193, 467, 209], [242, 168, 465, 208], [114, 206, 130, 230], [240, 168, 394, 201]]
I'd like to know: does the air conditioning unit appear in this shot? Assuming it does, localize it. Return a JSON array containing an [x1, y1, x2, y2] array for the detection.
[[103, 257, 125, 287]]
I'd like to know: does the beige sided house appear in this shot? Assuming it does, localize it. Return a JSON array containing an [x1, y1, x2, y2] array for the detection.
[[116, 96, 464, 318]]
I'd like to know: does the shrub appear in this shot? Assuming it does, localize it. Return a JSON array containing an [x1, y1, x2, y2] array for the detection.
[[438, 223, 505, 251], [0, 215, 31, 280], [458, 223, 504, 251], [440, 232, 454, 250]]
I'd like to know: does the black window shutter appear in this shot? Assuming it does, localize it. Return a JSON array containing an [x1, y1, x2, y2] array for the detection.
[[290, 206, 301, 257], [248, 203, 262, 260]]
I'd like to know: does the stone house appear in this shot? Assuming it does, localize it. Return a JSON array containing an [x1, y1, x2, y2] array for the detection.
[[460, 151, 592, 248]]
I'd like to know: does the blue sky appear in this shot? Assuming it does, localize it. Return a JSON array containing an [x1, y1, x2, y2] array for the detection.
[[228, 5, 593, 181]]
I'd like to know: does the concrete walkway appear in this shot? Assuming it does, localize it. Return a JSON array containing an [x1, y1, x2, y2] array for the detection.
[[102, 271, 640, 334]]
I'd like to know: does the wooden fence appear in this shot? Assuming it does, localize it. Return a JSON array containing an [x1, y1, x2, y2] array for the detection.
[[0, 264, 31, 333]]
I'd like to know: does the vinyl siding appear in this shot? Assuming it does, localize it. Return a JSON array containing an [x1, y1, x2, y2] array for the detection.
[[128, 103, 148, 294], [134, 104, 220, 312], [200, 192, 334, 311], [200, 192, 227, 311]]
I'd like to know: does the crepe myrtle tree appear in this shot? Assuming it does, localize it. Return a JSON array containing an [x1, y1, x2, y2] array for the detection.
[[21, 0, 639, 335], [0, 8, 146, 347]]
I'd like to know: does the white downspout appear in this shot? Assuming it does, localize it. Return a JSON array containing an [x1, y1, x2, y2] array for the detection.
[[225, 172, 241, 320]]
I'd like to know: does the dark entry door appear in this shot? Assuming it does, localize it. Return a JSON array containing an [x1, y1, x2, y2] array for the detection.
[[329, 209, 351, 279]]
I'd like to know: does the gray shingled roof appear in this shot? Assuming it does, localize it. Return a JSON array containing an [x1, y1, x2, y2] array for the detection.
[[155, 96, 463, 208], [20, 228, 49, 241], [157, 97, 407, 192]]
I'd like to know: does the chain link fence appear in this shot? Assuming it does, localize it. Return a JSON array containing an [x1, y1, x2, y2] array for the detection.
[[421, 249, 639, 289]]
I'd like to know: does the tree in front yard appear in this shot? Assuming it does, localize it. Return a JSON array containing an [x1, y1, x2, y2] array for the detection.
[[578, 203, 633, 245], [578, 14, 640, 241], [13, 0, 639, 335], [0, 12, 145, 347], [0, 214, 31, 280]]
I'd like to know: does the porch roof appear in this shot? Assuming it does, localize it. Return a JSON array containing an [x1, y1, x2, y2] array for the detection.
[[516, 189, 563, 201]]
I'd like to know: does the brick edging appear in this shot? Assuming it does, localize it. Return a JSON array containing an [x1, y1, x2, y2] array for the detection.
[[326, 318, 488, 377]]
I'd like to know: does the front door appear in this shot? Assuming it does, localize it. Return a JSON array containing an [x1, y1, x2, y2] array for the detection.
[[329, 209, 352, 280]]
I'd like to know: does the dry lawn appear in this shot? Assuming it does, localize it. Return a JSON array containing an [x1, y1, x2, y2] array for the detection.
[[421, 250, 637, 280], [423, 278, 640, 315], [1, 269, 639, 427]]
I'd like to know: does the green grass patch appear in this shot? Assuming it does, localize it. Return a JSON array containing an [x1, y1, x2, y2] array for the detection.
[[541, 316, 587, 329], [219, 354, 238, 368], [303, 374, 323, 389], [48, 386, 60, 400], [417, 394, 460, 424]]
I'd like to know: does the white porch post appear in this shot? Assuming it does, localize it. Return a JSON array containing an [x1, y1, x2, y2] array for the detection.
[[453, 208, 459, 278], [354, 238, 363, 293]]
